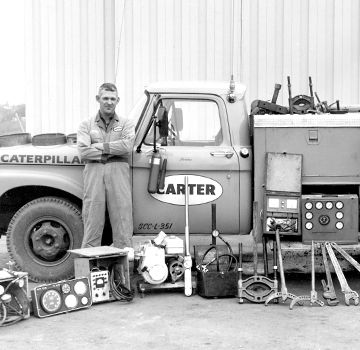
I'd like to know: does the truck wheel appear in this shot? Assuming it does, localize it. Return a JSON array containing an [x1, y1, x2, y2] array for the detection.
[[6, 197, 83, 282]]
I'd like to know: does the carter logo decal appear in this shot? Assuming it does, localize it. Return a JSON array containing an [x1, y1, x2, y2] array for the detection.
[[151, 174, 223, 205], [113, 126, 123, 132]]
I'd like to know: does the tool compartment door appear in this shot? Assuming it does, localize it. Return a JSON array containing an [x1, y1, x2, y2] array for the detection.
[[131, 94, 240, 235]]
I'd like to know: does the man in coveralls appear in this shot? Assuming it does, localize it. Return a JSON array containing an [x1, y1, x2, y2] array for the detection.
[[77, 83, 135, 250]]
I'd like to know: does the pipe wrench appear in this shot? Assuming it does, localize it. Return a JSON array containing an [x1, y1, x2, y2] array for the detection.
[[320, 243, 339, 306], [331, 242, 360, 274], [325, 242, 359, 306], [289, 241, 324, 309]]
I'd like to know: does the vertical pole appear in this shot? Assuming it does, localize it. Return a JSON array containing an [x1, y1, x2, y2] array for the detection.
[[104, 0, 115, 83]]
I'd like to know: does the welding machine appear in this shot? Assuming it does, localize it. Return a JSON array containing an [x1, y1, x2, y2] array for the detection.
[[302, 194, 358, 244]]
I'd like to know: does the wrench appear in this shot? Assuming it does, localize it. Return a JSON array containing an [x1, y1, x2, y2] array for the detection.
[[325, 242, 359, 306], [265, 229, 298, 305], [321, 243, 339, 306], [290, 241, 324, 309], [331, 242, 360, 273]]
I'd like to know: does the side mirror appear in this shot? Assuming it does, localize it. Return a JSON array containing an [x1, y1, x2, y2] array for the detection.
[[157, 106, 168, 138]]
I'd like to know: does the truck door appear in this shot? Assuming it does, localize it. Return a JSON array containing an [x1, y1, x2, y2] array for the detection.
[[131, 94, 240, 235]]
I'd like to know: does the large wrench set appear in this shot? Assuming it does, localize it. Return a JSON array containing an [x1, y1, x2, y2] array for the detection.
[[240, 231, 360, 309]]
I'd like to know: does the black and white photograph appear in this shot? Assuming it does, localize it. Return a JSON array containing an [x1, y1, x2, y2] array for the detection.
[[0, 0, 360, 349]]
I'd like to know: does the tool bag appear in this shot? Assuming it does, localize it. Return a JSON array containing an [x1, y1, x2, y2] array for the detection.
[[195, 245, 238, 298]]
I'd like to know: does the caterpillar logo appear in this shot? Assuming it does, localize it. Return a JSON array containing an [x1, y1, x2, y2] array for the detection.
[[151, 174, 223, 205]]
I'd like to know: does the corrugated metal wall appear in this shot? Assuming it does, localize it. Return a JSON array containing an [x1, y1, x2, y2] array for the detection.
[[26, 0, 360, 135]]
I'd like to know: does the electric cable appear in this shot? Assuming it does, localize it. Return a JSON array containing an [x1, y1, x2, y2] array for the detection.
[[109, 264, 134, 302], [0, 274, 29, 327]]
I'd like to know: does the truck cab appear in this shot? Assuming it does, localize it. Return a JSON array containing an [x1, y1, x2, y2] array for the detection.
[[0, 81, 253, 282]]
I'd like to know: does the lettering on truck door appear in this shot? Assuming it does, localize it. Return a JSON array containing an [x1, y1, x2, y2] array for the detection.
[[132, 95, 240, 235]]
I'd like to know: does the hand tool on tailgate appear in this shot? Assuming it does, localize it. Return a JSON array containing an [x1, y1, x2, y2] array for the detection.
[[289, 241, 324, 309], [320, 243, 339, 306], [265, 228, 298, 306], [183, 175, 192, 296], [325, 242, 359, 306], [238, 203, 278, 303]]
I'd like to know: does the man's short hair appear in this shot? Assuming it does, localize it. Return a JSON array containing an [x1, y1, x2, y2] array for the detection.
[[98, 83, 118, 94]]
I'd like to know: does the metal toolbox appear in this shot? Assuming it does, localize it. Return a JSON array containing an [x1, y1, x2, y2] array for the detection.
[[302, 194, 359, 244]]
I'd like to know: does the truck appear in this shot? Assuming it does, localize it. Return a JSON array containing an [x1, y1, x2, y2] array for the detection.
[[0, 80, 360, 282]]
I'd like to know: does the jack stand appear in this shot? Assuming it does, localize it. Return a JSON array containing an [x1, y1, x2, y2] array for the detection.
[[265, 229, 299, 306], [289, 241, 324, 309], [238, 202, 278, 303]]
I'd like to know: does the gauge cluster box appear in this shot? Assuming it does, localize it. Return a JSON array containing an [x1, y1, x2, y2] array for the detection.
[[31, 277, 92, 318], [302, 194, 359, 244]]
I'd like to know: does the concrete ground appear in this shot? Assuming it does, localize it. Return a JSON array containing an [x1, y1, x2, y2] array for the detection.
[[0, 237, 360, 350]]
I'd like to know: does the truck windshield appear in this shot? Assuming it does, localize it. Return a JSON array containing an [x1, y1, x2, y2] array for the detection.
[[128, 93, 149, 130]]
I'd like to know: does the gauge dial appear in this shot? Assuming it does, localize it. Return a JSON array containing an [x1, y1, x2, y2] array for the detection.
[[336, 222, 344, 230], [305, 212, 313, 220], [61, 283, 71, 294], [336, 201, 344, 209], [305, 202, 313, 210], [41, 289, 62, 313], [64, 294, 78, 308], [315, 202, 323, 210], [74, 281, 87, 295], [81, 296, 89, 305], [305, 222, 313, 230], [336, 212, 344, 219], [325, 202, 333, 209]]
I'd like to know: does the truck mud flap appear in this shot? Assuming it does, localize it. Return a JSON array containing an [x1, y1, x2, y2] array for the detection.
[[0, 133, 31, 147], [32, 133, 67, 146]]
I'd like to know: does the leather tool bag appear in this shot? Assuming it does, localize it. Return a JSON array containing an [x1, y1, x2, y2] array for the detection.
[[196, 245, 238, 298]]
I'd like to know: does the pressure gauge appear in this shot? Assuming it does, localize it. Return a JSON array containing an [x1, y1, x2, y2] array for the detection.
[[336, 222, 344, 230], [305, 222, 313, 230], [40, 289, 62, 314], [74, 281, 87, 295], [336, 201, 344, 209], [325, 202, 333, 209], [305, 212, 313, 220], [315, 202, 323, 210], [61, 283, 71, 294], [81, 296, 89, 305], [305, 202, 313, 210], [336, 212, 344, 219], [64, 294, 78, 308]]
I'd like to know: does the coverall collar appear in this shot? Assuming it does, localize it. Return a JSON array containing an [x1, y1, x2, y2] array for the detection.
[[95, 111, 119, 131]]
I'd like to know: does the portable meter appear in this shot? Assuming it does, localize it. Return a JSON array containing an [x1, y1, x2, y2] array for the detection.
[[31, 277, 92, 318]]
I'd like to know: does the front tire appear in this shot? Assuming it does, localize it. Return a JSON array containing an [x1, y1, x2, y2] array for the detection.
[[6, 197, 83, 282]]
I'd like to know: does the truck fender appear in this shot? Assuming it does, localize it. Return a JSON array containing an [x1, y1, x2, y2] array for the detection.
[[0, 169, 83, 199]]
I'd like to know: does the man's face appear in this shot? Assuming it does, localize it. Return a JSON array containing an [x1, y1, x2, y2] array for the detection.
[[96, 89, 119, 116]]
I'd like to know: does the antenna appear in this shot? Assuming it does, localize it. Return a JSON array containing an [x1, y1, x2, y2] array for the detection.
[[228, 0, 237, 103]]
